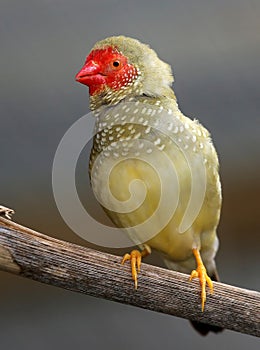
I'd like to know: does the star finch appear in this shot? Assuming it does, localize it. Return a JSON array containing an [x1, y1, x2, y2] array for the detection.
[[76, 36, 223, 335]]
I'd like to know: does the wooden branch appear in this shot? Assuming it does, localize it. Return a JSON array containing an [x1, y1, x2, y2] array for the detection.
[[0, 214, 259, 337]]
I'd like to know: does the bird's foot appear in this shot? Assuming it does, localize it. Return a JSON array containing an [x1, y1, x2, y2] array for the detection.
[[0, 205, 15, 220], [189, 248, 213, 312], [121, 244, 151, 289]]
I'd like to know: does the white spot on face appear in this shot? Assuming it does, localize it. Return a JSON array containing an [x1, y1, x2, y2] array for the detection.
[[197, 129, 202, 137], [199, 142, 204, 149], [185, 123, 190, 129]]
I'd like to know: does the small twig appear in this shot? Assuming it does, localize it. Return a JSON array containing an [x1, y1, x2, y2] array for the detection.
[[0, 214, 259, 337]]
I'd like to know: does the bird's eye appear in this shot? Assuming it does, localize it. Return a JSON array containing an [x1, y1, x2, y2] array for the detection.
[[112, 60, 120, 68]]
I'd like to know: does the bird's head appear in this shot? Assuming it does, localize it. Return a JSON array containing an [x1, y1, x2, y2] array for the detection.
[[75, 36, 174, 109]]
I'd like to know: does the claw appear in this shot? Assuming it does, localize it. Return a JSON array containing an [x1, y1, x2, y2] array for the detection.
[[121, 245, 151, 289], [0, 205, 15, 220], [189, 248, 214, 311]]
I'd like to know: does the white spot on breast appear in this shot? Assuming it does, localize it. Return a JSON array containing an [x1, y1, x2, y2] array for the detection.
[[133, 109, 139, 114], [145, 126, 151, 134], [167, 123, 173, 131], [173, 126, 179, 134], [192, 135, 197, 143], [154, 138, 161, 146], [147, 148, 152, 154], [158, 144, 166, 151]]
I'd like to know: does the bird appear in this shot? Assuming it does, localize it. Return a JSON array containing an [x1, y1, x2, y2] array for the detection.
[[75, 36, 223, 335]]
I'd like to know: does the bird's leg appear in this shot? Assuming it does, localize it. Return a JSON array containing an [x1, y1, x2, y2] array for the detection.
[[189, 248, 214, 312], [121, 244, 151, 289]]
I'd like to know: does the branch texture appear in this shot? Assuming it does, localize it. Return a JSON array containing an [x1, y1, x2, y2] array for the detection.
[[0, 215, 259, 337]]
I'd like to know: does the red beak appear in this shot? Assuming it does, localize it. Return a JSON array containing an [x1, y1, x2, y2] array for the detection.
[[75, 60, 103, 86]]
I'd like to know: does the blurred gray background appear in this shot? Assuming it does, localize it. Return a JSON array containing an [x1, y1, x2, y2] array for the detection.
[[1, 0, 259, 349]]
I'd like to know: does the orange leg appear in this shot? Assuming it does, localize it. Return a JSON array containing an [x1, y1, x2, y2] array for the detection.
[[189, 248, 213, 312], [121, 245, 151, 289]]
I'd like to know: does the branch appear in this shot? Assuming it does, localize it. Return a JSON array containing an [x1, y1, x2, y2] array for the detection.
[[0, 213, 259, 337]]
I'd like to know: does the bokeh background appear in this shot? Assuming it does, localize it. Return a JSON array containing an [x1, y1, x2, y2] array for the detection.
[[1, 0, 259, 348]]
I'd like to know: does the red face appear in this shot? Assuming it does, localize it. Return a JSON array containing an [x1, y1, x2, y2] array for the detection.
[[75, 46, 138, 95]]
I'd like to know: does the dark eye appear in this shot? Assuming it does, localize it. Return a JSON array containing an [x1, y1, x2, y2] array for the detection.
[[112, 60, 120, 67]]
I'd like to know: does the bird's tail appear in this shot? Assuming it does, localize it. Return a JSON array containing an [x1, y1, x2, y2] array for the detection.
[[190, 270, 224, 336]]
